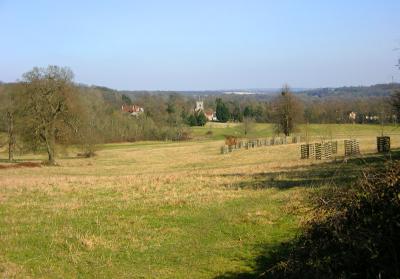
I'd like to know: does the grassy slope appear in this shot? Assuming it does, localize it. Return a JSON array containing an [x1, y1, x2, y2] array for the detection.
[[191, 123, 399, 141], [0, 124, 399, 278]]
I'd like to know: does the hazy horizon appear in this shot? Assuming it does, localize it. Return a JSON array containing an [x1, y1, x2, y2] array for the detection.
[[75, 83, 399, 93], [1, 0, 399, 91]]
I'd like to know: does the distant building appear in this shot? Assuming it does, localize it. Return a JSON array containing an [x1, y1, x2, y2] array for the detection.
[[365, 115, 379, 121], [122, 104, 144, 116], [204, 110, 218, 121], [349, 111, 356, 124], [194, 101, 217, 121], [195, 101, 204, 112]]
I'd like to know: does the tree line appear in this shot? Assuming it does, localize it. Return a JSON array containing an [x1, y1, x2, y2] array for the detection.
[[0, 66, 192, 164], [1, 65, 399, 165], [205, 93, 396, 125]]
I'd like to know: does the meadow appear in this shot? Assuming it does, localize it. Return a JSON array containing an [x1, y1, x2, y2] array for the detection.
[[0, 124, 399, 278]]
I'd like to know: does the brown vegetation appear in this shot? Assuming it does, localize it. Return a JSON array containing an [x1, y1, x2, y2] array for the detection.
[[0, 162, 41, 169]]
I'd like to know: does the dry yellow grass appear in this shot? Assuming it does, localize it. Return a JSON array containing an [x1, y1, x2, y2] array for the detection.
[[0, 129, 399, 278]]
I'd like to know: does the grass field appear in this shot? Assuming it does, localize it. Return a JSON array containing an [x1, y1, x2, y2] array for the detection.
[[0, 124, 399, 278], [191, 122, 398, 141]]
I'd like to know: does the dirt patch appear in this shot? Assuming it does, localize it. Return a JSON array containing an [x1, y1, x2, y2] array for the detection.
[[0, 162, 42, 169]]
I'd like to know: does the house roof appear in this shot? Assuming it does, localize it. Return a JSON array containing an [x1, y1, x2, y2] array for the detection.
[[122, 104, 144, 113], [204, 110, 214, 116]]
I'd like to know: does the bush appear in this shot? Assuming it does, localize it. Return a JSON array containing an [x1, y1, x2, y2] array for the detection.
[[187, 112, 207, 126], [265, 162, 400, 279], [188, 114, 198, 126], [197, 111, 207, 126]]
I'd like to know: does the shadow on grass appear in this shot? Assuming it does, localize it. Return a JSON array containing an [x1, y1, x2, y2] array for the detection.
[[219, 150, 400, 191], [215, 243, 292, 279], [0, 154, 92, 163], [215, 150, 400, 279]]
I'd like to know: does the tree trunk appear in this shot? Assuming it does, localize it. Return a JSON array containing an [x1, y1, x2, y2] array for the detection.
[[45, 124, 56, 165], [285, 114, 290, 136], [47, 143, 55, 165], [7, 111, 15, 162]]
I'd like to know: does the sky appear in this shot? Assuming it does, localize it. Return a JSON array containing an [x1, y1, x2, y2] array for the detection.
[[0, 0, 399, 90]]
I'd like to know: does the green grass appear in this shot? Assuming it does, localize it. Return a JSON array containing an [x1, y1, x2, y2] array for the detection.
[[191, 122, 274, 140], [11, 194, 297, 278], [0, 124, 399, 278], [191, 122, 400, 141]]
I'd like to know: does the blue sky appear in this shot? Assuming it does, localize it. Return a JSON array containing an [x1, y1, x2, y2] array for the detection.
[[1, 0, 399, 90]]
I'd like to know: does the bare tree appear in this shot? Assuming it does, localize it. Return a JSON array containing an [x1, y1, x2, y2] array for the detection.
[[241, 116, 255, 136], [393, 90, 400, 122], [273, 85, 304, 136], [20, 66, 79, 165], [75, 89, 105, 157], [0, 84, 20, 161], [392, 51, 400, 123]]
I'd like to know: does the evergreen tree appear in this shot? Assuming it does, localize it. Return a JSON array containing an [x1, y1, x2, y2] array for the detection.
[[187, 114, 197, 126], [231, 103, 243, 122], [216, 98, 230, 122], [243, 106, 253, 117], [196, 111, 207, 126], [121, 94, 132, 105]]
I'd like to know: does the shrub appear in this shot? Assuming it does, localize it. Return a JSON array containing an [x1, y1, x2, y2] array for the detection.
[[265, 162, 400, 279]]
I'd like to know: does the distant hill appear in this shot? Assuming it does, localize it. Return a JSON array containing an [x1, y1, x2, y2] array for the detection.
[[296, 83, 400, 99], [116, 83, 400, 101], [3, 82, 398, 105]]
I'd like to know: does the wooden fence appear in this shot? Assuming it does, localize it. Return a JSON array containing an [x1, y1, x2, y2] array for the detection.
[[221, 136, 303, 154]]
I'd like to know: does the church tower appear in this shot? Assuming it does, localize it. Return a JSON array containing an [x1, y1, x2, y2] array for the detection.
[[195, 100, 204, 112]]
